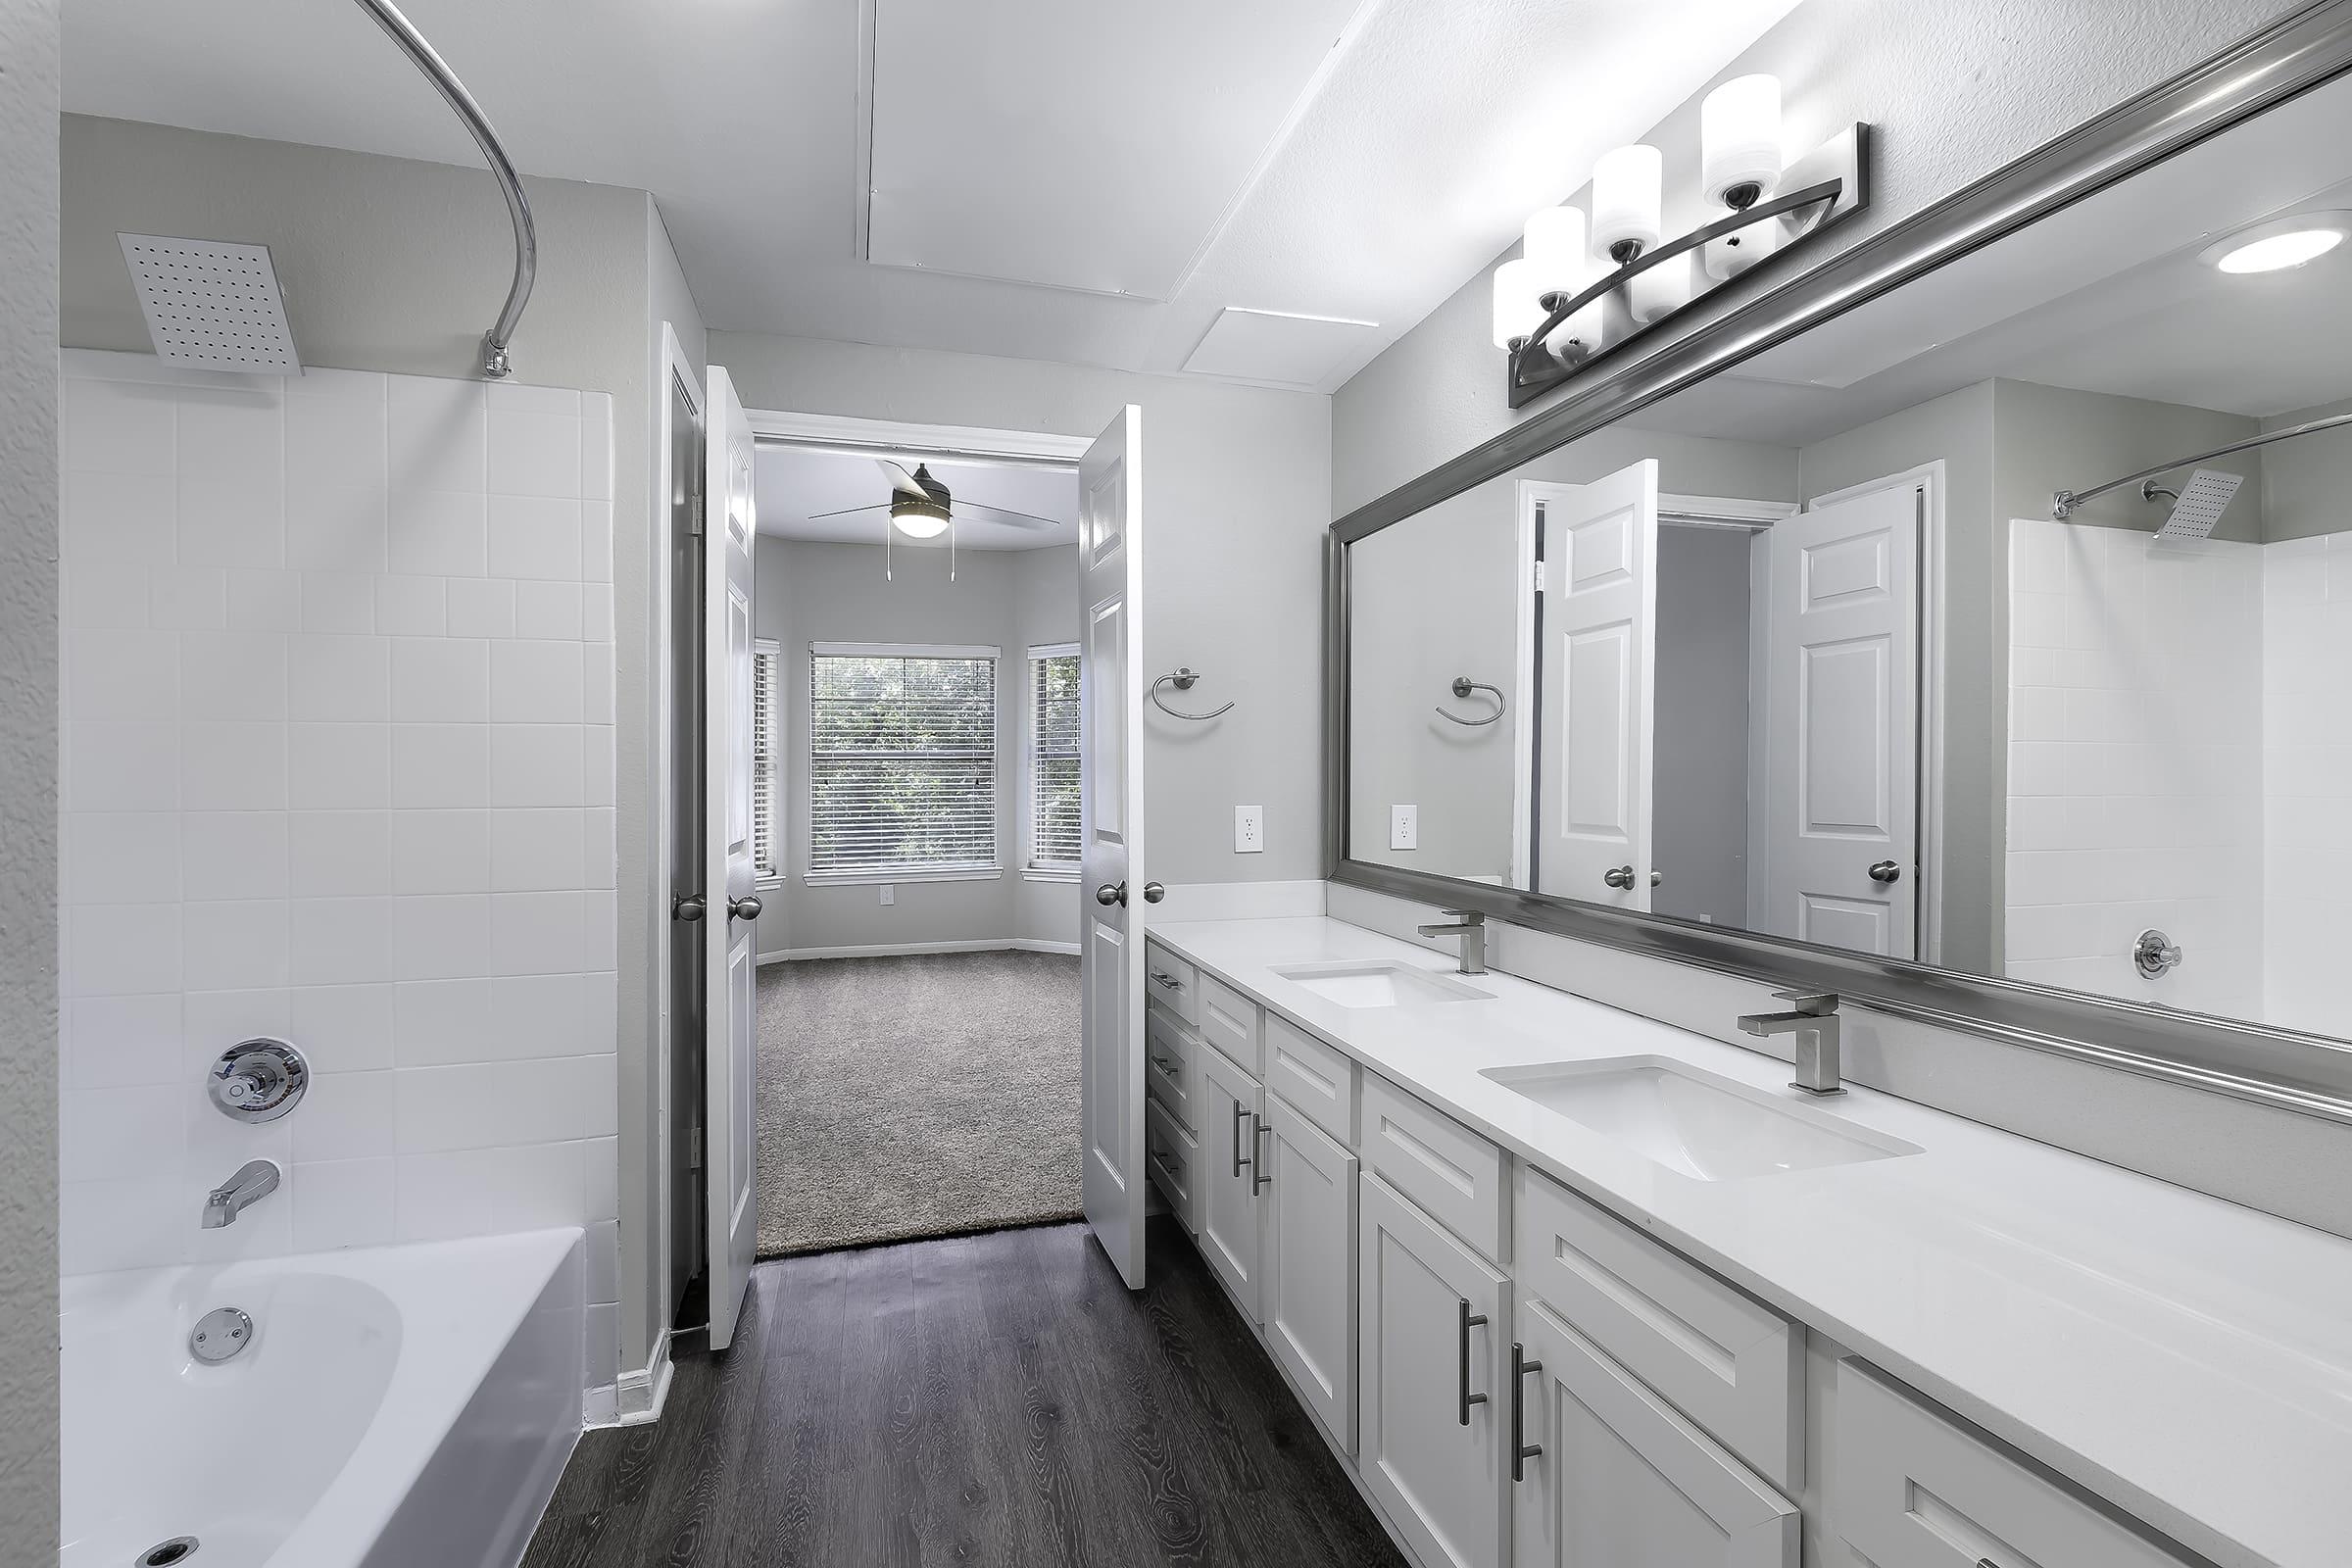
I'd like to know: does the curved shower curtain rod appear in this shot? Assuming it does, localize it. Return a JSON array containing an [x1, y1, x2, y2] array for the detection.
[[2052, 408, 2352, 519], [351, 0, 536, 379]]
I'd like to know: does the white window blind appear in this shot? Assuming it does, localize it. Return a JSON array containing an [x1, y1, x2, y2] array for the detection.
[[808, 645, 999, 878], [1029, 646, 1080, 873], [752, 640, 782, 880]]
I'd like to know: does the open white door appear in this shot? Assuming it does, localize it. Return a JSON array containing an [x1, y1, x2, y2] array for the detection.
[[1760, 481, 1920, 957], [1535, 461, 1660, 906], [703, 365, 760, 1348], [1079, 406, 1149, 1289]]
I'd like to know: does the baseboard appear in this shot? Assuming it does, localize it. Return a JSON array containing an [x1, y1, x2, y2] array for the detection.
[[613, 1338, 674, 1427], [1145, 879, 1328, 924], [760, 937, 1077, 962], [581, 1383, 619, 1428]]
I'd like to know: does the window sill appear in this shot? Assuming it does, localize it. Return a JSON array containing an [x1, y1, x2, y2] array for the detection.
[[804, 867, 1003, 888], [1023, 867, 1081, 884]]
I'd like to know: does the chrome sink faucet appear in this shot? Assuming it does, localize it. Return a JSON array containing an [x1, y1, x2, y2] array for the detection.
[[1738, 991, 1843, 1096], [202, 1159, 281, 1228], [1416, 908, 1488, 975]]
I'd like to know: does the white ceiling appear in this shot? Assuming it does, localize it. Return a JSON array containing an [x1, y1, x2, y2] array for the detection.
[[753, 447, 1078, 552], [62, 0, 1801, 391]]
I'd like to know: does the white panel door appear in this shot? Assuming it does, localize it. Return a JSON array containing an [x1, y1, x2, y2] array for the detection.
[[1512, 1300, 1798, 1568], [1761, 482, 1920, 957], [1197, 1044, 1264, 1320], [1360, 1173, 1509, 1568], [1262, 1098, 1359, 1450], [1536, 462, 1660, 907], [1080, 406, 1150, 1288], [703, 365, 760, 1350]]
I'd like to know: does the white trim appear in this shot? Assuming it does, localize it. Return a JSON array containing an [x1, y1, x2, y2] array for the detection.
[[803, 866, 1001, 887], [1802, 461, 1948, 966], [760, 936, 1069, 962], [582, 1383, 619, 1428], [1014, 938, 1082, 956], [811, 640, 1001, 660], [1023, 867, 1081, 884], [1027, 640, 1080, 660], [746, 407, 1091, 471], [1509, 480, 1554, 891], [1658, 492, 1799, 527], [614, 1336, 675, 1427], [1022, 643, 1082, 879]]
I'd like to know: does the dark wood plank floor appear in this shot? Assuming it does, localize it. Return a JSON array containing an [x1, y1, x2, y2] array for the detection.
[[523, 1218, 1407, 1568]]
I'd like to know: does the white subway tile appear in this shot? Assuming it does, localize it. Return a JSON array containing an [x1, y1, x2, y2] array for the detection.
[[289, 809, 391, 897], [391, 636, 490, 723], [63, 374, 177, 475], [581, 892, 616, 974], [287, 633, 390, 722], [585, 656, 614, 725], [284, 368, 388, 491], [374, 573, 447, 636], [67, 721, 180, 812], [62, 1083, 184, 1184], [180, 989, 290, 1072], [177, 385, 281, 485], [448, 576, 517, 639], [63, 563, 149, 631], [61, 1177, 181, 1275], [289, 723, 390, 809], [496, 1140, 589, 1229], [225, 569, 303, 631], [489, 405, 582, 498], [64, 902, 181, 999], [392, 723, 491, 809], [181, 631, 287, 721], [583, 1135, 618, 1221], [182, 899, 290, 992], [284, 483, 389, 575], [389, 487, 489, 578], [287, 896, 395, 987], [179, 473, 283, 569], [291, 1156, 396, 1250], [583, 724, 615, 807], [391, 894, 493, 980], [586, 1303, 619, 1391], [181, 722, 286, 811], [581, 397, 612, 502], [489, 890, 586, 976], [288, 983, 396, 1073], [490, 723, 584, 808], [64, 994, 183, 1090], [581, 581, 613, 643], [182, 811, 289, 901], [583, 808, 616, 890], [492, 639, 583, 723], [63, 469, 176, 568], [292, 1070, 396, 1162], [586, 1217, 620, 1301], [486, 972, 592, 1058], [393, 977, 505, 1066], [514, 580, 581, 641], [300, 571, 377, 635], [581, 502, 612, 583], [64, 811, 177, 905], [391, 809, 492, 895], [488, 495, 583, 580], [387, 375, 485, 495], [395, 1148, 506, 1241], [66, 630, 178, 721], [490, 807, 586, 892]]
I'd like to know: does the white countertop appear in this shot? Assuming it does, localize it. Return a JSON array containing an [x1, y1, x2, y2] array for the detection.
[[1148, 915, 2352, 1568]]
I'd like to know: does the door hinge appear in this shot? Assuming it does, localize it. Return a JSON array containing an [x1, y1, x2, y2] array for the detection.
[[1533, 559, 1546, 592], [688, 1126, 704, 1170]]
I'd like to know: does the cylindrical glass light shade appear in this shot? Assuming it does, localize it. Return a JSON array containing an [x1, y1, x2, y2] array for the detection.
[[1700, 74, 1781, 207], [1492, 257, 1543, 350], [1521, 207, 1589, 302], [1628, 250, 1692, 323], [1592, 145, 1663, 262], [1544, 257, 1608, 359]]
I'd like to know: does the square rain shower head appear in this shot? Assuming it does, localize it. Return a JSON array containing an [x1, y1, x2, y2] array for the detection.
[[2151, 467, 2243, 541], [118, 234, 301, 374]]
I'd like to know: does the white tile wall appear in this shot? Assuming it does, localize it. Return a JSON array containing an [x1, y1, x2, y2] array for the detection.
[[59, 351, 623, 1394], [2260, 531, 2352, 1038], [2004, 518, 2265, 1019]]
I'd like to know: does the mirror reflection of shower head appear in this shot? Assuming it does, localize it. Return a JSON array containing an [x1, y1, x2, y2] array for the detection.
[[2141, 467, 2242, 541]]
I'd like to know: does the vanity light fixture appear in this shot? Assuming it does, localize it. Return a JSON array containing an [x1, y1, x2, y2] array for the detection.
[[1492, 76, 1870, 409], [2199, 211, 2352, 273]]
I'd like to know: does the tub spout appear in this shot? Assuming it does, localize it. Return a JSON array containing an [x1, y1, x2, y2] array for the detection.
[[202, 1159, 281, 1228]]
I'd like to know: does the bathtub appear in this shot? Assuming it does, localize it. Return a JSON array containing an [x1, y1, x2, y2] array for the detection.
[[61, 1228, 584, 1568]]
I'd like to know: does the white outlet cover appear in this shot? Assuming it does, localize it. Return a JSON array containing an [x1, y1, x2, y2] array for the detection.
[[1391, 805, 1418, 851], [1235, 805, 1264, 854], [879, 883, 895, 906]]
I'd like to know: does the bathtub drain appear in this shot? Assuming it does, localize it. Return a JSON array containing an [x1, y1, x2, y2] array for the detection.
[[137, 1540, 198, 1566]]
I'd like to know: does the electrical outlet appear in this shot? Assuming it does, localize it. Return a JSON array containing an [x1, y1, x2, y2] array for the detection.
[[1390, 805, 1418, 852], [1235, 805, 1264, 854], [878, 883, 894, 906]]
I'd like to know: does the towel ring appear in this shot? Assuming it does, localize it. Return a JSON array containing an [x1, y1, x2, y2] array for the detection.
[[1151, 667, 1234, 721], [1436, 676, 1505, 726]]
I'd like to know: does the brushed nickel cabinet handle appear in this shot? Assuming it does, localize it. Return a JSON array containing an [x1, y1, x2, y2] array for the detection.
[[1250, 1116, 1271, 1195], [1512, 1342, 1544, 1482], [1231, 1101, 1251, 1179], [1457, 1299, 1489, 1425]]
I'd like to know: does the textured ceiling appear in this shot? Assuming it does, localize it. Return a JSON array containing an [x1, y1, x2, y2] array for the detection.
[[63, 0, 1800, 391]]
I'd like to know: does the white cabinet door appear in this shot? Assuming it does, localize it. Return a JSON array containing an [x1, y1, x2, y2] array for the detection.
[[1361, 1172, 1509, 1568], [1262, 1098, 1358, 1452], [1511, 1299, 1797, 1568], [1197, 1046, 1264, 1320]]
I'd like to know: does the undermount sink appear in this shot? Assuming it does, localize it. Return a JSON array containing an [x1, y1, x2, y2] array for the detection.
[[1270, 960, 1493, 1008], [1481, 1055, 1921, 1181]]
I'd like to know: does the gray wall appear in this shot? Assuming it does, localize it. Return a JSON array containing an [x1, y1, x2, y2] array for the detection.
[[710, 331, 1333, 901], [2260, 392, 2352, 543], [59, 113, 707, 1386], [1650, 525, 1753, 927], [1330, 0, 2295, 515], [1991, 378, 2263, 542], [752, 537, 1078, 956], [1, 5, 59, 1558]]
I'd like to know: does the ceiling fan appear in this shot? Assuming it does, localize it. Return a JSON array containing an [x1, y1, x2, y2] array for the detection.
[[808, 459, 1064, 541]]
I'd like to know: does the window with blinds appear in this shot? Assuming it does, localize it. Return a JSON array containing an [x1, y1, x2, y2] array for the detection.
[[808, 645, 999, 879], [752, 640, 782, 881], [1029, 647, 1081, 874]]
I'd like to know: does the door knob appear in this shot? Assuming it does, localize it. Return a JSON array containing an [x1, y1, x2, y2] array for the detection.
[[1602, 865, 1636, 890], [1648, 870, 1662, 887], [1142, 881, 1165, 904], [1096, 881, 1127, 906], [672, 894, 706, 922], [729, 895, 762, 920], [1867, 860, 1902, 884]]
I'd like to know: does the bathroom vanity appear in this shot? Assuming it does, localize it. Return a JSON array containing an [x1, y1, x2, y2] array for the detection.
[[1142, 919, 2352, 1568]]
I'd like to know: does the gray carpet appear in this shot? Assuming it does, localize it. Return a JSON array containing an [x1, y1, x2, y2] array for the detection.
[[756, 949, 1082, 1256]]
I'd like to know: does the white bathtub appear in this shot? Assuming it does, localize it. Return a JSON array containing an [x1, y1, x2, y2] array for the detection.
[[61, 1228, 584, 1568]]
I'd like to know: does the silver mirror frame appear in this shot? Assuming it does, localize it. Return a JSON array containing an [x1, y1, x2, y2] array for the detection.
[[1324, 0, 2352, 1127]]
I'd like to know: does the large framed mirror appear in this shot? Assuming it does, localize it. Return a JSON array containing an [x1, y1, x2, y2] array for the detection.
[[1327, 4, 2352, 1122]]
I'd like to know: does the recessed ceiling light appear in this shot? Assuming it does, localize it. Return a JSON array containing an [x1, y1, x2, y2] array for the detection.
[[2199, 212, 2352, 274]]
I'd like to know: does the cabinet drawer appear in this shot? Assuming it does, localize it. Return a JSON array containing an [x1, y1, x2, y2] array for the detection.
[[1146, 1097, 1199, 1236], [1360, 1073, 1506, 1264], [1264, 1013, 1355, 1146], [1199, 973, 1262, 1076], [1834, 1360, 2195, 1568], [1144, 940, 1199, 1025], [1517, 1166, 1800, 1493], [1145, 1004, 1200, 1133]]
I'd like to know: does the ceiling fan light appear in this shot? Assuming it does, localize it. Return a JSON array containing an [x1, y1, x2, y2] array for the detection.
[[890, 499, 951, 539]]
